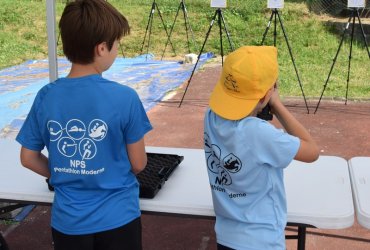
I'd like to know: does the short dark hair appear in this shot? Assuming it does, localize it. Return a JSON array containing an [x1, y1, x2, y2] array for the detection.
[[59, 0, 130, 64]]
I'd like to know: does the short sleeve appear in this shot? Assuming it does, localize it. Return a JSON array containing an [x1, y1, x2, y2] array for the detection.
[[256, 122, 300, 169], [16, 93, 45, 151]]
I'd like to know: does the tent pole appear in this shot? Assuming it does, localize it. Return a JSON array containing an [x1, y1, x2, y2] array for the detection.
[[46, 0, 58, 82]]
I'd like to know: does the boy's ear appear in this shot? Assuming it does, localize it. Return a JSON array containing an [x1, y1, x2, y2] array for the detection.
[[95, 42, 107, 57], [259, 95, 266, 104]]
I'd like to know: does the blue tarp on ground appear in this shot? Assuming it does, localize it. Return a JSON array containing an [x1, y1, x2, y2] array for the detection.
[[0, 53, 213, 137]]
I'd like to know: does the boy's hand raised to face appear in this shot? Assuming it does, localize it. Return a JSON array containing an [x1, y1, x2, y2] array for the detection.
[[268, 84, 282, 115]]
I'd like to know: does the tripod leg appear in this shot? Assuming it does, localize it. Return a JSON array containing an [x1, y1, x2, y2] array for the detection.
[[178, 10, 218, 108], [218, 9, 225, 65], [261, 11, 274, 45], [276, 10, 309, 114], [182, 2, 191, 53], [156, 3, 177, 56], [219, 10, 235, 52], [119, 41, 125, 58], [161, 3, 181, 60], [145, 8, 155, 60], [314, 15, 353, 113], [345, 11, 357, 105], [182, 2, 192, 53], [355, 9, 370, 58], [274, 9, 278, 46], [182, 1, 198, 53], [140, 3, 155, 54]]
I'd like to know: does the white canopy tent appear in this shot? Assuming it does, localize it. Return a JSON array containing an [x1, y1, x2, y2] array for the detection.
[[46, 0, 58, 82]]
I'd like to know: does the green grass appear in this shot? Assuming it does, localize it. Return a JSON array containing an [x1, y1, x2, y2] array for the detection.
[[0, 0, 369, 100]]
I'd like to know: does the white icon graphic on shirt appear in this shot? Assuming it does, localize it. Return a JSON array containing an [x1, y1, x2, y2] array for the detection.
[[49, 118, 108, 161], [48, 120, 63, 141], [88, 119, 107, 141], [66, 119, 86, 140], [79, 138, 97, 160], [58, 137, 77, 157]]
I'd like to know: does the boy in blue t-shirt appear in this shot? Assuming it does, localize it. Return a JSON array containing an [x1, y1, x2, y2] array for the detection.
[[16, 1, 152, 249], [204, 46, 319, 250]]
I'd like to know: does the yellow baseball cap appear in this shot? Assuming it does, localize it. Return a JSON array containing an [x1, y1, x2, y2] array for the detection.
[[209, 46, 278, 120]]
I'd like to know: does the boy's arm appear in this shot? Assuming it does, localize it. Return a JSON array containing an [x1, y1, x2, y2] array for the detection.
[[269, 90, 319, 163], [20, 147, 50, 178], [127, 138, 147, 174]]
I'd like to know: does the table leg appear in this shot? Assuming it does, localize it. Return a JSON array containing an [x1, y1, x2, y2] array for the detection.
[[286, 223, 308, 250], [297, 226, 306, 250], [0, 233, 9, 250]]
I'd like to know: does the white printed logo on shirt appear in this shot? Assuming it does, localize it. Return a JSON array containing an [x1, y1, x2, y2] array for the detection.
[[48, 119, 108, 160]]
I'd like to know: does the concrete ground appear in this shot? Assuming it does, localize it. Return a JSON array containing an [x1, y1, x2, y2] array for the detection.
[[1, 64, 370, 249]]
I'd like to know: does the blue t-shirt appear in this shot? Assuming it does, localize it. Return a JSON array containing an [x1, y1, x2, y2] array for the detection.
[[16, 74, 152, 234], [204, 108, 299, 250]]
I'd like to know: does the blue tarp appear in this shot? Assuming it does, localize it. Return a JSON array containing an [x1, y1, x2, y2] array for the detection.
[[0, 53, 213, 137]]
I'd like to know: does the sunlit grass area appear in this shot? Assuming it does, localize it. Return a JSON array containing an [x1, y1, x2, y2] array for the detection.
[[0, 0, 369, 99]]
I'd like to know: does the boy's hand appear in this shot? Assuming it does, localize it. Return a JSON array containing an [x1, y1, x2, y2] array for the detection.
[[268, 85, 282, 114], [266, 85, 319, 163]]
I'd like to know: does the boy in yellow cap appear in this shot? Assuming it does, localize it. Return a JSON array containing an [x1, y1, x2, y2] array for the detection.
[[204, 46, 319, 250]]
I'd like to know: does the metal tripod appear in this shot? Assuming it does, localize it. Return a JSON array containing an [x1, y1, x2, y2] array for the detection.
[[178, 8, 234, 107], [161, 0, 197, 60], [140, 0, 176, 59], [314, 8, 370, 113], [261, 8, 310, 114]]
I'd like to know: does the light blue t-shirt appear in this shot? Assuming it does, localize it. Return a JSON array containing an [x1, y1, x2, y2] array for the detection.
[[16, 74, 152, 235], [204, 108, 299, 250]]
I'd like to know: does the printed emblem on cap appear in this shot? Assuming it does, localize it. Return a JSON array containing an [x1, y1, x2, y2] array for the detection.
[[224, 74, 239, 93]]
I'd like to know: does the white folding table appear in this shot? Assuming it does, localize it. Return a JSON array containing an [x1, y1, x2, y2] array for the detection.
[[285, 157, 354, 229], [349, 157, 370, 229], [0, 139, 354, 250]]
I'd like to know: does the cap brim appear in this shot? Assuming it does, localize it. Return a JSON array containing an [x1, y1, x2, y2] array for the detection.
[[209, 80, 259, 120]]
